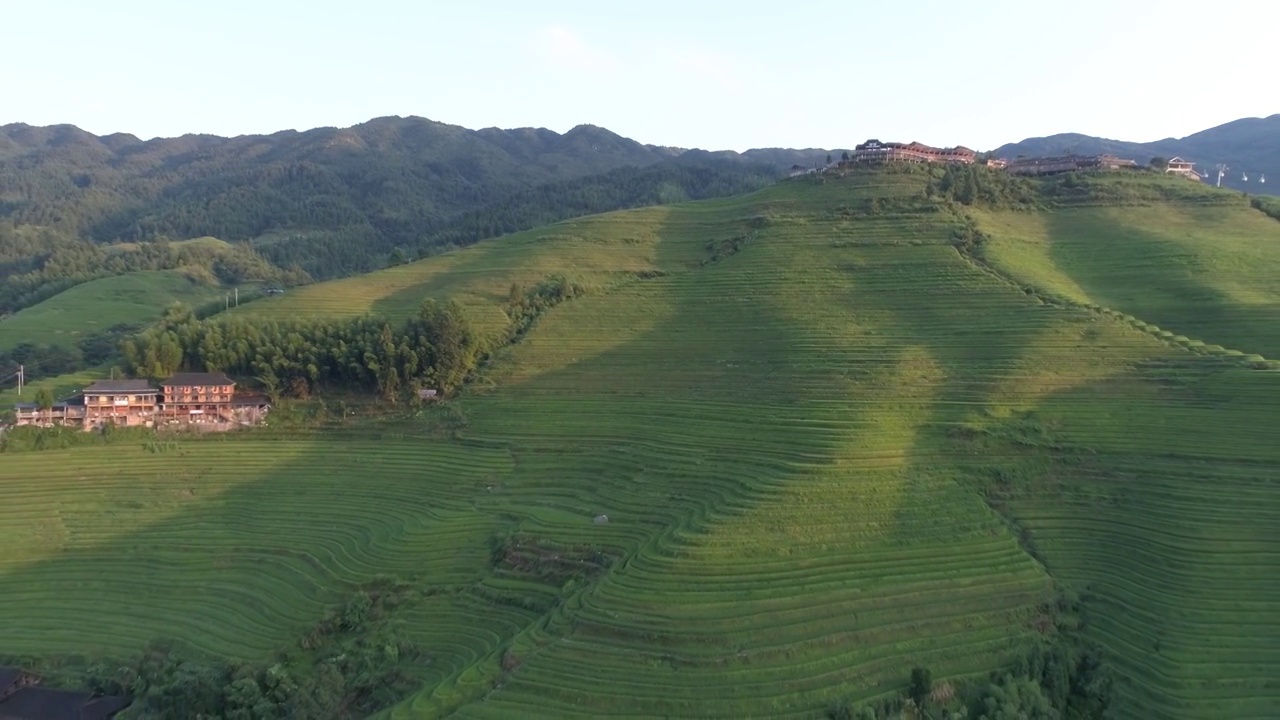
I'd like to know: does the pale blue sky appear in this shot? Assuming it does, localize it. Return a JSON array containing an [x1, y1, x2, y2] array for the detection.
[[3, 0, 1273, 151]]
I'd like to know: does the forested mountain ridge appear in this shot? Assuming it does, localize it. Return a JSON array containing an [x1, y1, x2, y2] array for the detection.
[[994, 114, 1280, 195], [0, 116, 824, 283], [0, 117, 675, 240]]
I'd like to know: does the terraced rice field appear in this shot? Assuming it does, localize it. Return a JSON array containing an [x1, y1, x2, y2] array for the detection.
[[0, 269, 226, 351], [3, 171, 1277, 718], [974, 203, 1280, 358]]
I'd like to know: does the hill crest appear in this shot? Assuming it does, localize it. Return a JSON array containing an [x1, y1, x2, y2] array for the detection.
[[995, 114, 1280, 194]]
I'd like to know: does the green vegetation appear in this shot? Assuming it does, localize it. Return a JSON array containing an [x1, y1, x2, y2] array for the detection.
[[122, 299, 485, 400], [2, 168, 1277, 718], [0, 120, 793, 295], [1253, 195, 1280, 221], [974, 199, 1280, 357], [0, 270, 228, 352], [0, 227, 301, 315]]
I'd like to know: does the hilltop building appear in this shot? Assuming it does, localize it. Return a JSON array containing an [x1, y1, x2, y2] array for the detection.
[[1003, 154, 1138, 176], [852, 139, 976, 165], [11, 372, 270, 431], [1165, 156, 1203, 181]]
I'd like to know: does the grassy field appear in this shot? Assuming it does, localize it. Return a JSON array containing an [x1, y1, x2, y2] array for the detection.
[[2, 170, 1277, 718], [0, 269, 227, 351]]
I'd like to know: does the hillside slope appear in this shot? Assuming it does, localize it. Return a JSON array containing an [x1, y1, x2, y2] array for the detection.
[[2, 169, 1277, 719], [0, 270, 228, 353]]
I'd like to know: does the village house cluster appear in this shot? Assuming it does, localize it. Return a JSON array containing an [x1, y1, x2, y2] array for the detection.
[[12, 372, 270, 431], [791, 139, 1206, 181]]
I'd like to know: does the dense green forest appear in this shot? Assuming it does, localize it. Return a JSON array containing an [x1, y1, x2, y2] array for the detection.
[[121, 301, 484, 401], [0, 118, 793, 318], [253, 157, 779, 275]]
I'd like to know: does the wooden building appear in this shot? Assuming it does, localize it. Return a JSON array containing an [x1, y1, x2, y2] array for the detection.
[[852, 139, 976, 165], [83, 379, 159, 429], [1003, 154, 1138, 176], [159, 372, 236, 425], [12, 397, 85, 428], [1165, 156, 1202, 181], [10, 372, 269, 432]]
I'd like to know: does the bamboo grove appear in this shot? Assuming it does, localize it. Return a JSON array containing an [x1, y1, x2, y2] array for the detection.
[[121, 301, 482, 401]]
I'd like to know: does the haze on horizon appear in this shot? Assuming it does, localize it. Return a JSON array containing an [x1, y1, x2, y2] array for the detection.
[[3, 0, 1272, 152]]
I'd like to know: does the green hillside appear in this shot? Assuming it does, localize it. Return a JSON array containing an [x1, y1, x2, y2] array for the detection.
[[0, 269, 227, 351], [973, 201, 1280, 358], [2, 169, 1277, 719]]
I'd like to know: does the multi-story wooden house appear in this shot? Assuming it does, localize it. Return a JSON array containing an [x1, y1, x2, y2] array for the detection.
[[159, 372, 237, 425], [1165, 156, 1203, 181], [9, 372, 268, 432], [852, 139, 977, 165], [82, 379, 160, 428]]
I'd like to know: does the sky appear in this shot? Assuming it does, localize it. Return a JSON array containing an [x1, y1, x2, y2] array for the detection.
[[2, 0, 1274, 152]]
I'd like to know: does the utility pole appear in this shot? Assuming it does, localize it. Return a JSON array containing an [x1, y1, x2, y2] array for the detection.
[[16, 364, 22, 396], [234, 287, 239, 307]]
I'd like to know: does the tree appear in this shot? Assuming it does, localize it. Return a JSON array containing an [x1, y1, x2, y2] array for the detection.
[[977, 676, 1058, 720], [826, 153, 834, 165], [35, 387, 54, 424], [1149, 156, 1169, 171], [909, 667, 933, 706], [841, 150, 851, 162]]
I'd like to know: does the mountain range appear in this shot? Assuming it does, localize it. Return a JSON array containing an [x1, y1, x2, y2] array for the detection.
[[0, 117, 834, 279], [0, 113, 1275, 287], [993, 114, 1279, 194]]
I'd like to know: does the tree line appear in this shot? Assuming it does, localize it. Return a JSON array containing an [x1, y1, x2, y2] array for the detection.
[[0, 223, 308, 315], [121, 300, 484, 401], [0, 323, 140, 384]]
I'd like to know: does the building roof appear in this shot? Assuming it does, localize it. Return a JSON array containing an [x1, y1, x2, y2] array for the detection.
[[82, 379, 157, 394], [0, 681, 131, 717], [0, 686, 130, 720], [162, 372, 235, 387], [12, 399, 81, 411], [231, 392, 271, 407]]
